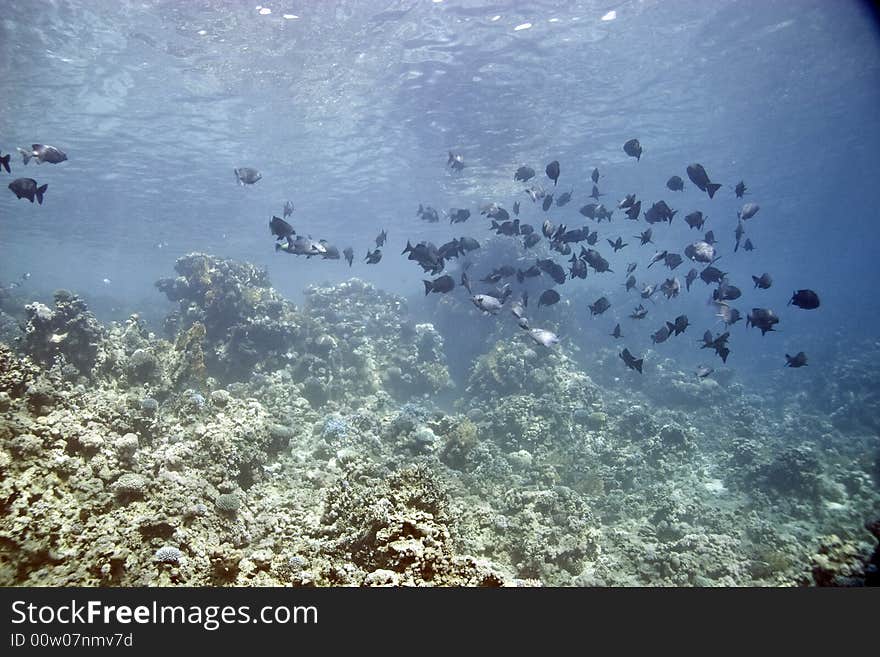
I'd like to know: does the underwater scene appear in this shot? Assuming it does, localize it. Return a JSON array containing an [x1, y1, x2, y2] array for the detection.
[[1, 1, 879, 587]]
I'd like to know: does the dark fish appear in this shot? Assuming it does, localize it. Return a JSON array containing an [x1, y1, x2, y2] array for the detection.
[[283, 200, 294, 218], [704, 230, 717, 245], [560, 227, 589, 243], [424, 275, 455, 295], [686, 163, 722, 199], [458, 237, 480, 253], [700, 330, 731, 363], [542, 194, 553, 212], [700, 265, 726, 285], [647, 250, 668, 269], [0, 152, 9, 173], [625, 200, 642, 221], [589, 296, 610, 316], [670, 314, 689, 336], [18, 144, 67, 165], [343, 247, 354, 267], [734, 221, 745, 252], [569, 254, 588, 279], [556, 189, 572, 207], [789, 289, 820, 310], [417, 204, 440, 223], [684, 211, 706, 230], [619, 348, 643, 373], [785, 352, 808, 368], [277, 235, 325, 257], [623, 139, 642, 161], [320, 242, 340, 260], [611, 323, 622, 339], [590, 185, 603, 200], [618, 194, 636, 209], [591, 168, 600, 184], [713, 280, 742, 302], [640, 284, 657, 300], [523, 233, 542, 248], [636, 228, 653, 246], [629, 304, 648, 320], [738, 203, 760, 221], [513, 201, 520, 216], [735, 180, 747, 198], [661, 277, 681, 299], [517, 265, 541, 282], [269, 215, 295, 241], [447, 151, 464, 172], [491, 218, 520, 236], [234, 167, 261, 185], [713, 302, 742, 327], [624, 274, 637, 292], [481, 203, 509, 221], [595, 204, 614, 222], [752, 273, 772, 289], [365, 248, 383, 264], [538, 289, 560, 307], [514, 165, 535, 182], [580, 247, 613, 273], [579, 203, 599, 219], [608, 237, 628, 252], [651, 324, 672, 344], [746, 308, 780, 335], [449, 208, 471, 224], [626, 262, 637, 275], [524, 186, 546, 202], [8, 178, 47, 204], [537, 258, 566, 284], [685, 268, 698, 292], [666, 175, 684, 192], [376, 229, 388, 247], [438, 239, 461, 261], [644, 200, 676, 224], [664, 253, 684, 270], [545, 160, 560, 186], [743, 238, 755, 252], [585, 230, 599, 245]]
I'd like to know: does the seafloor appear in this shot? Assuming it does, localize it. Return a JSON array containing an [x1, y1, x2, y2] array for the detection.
[[0, 253, 877, 586]]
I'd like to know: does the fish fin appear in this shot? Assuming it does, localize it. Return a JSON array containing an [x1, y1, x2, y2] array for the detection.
[[707, 182, 721, 199], [0, 154, 9, 173], [634, 359, 643, 373], [423, 281, 432, 296], [17, 147, 31, 165], [35, 184, 47, 204]]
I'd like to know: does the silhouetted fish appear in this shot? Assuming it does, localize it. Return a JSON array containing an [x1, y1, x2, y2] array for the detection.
[[514, 165, 535, 181], [666, 175, 684, 192], [546, 160, 560, 186], [686, 163, 722, 199], [789, 289, 820, 310], [785, 352, 808, 368], [623, 139, 642, 161]]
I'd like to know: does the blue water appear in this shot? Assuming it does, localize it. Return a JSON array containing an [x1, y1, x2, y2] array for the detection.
[[1, 0, 879, 380]]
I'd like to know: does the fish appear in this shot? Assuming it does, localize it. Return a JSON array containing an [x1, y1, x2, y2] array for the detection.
[[18, 144, 67, 165], [666, 175, 685, 192], [611, 323, 623, 339], [579, 203, 599, 219], [607, 237, 628, 252], [591, 168, 600, 184], [491, 218, 520, 236], [365, 248, 383, 264], [320, 242, 340, 260], [276, 235, 324, 256], [644, 200, 677, 224], [743, 238, 755, 252], [283, 200, 294, 218], [623, 139, 642, 161], [517, 265, 542, 282], [376, 229, 388, 247], [524, 186, 546, 203], [670, 314, 689, 335], [8, 178, 47, 203], [704, 230, 717, 245], [537, 258, 566, 284], [713, 280, 742, 302], [785, 352, 808, 368], [640, 284, 657, 300], [595, 204, 614, 222], [661, 278, 681, 299], [700, 330, 731, 363], [684, 241, 716, 264], [636, 228, 653, 246], [556, 189, 573, 207], [734, 221, 745, 253], [523, 233, 542, 248], [624, 274, 637, 292], [514, 165, 535, 182], [458, 237, 481, 253], [589, 296, 610, 316], [424, 275, 455, 295], [529, 328, 560, 348], [590, 185, 603, 200], [735, 180, 747, 198], [343, 247, 354, 267], [738, 203, 760, 221], [625, 200, 642, 221], [449, 208, 471, 224], [626, 262, 637, 275], [695, 366, 714, 378], [700, 265, 726, 285], [542, 194, 554, 212], [234, 167, 261, 185], [417, 204, 440, 223], [546, 160, 560, 186], [629, 304, 648, 320], [472, 294, 503, 314], [619, 348, 643, 373], [618, 194, 636, 210], [713, 302, 742, 327], [752, 273, 772, 289], [538, 289, 560, 307], [651, 324, 672, 344], [580, 247, 613, 273], [269, 216, 295, 241], [686, 163, 722, 199], [0, 152, 10, 173], [481, 203, 510, 221], [447, 151, 465, 172], [438, 239, 461, 261], [684, 211, 706, 230], [664, 253, 684, 270], [789, 289, 820, 310], [746, 308, 780, 335]]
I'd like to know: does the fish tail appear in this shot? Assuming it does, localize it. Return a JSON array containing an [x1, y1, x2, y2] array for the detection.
[[35, 184, 47, 205], [17, 147, 31, 165], [274, 242, 282, 252], [635, 359, 643, 373], [707, 182, 721, 199], [0, 154, 9, 173], [423, 280, 432, 296]]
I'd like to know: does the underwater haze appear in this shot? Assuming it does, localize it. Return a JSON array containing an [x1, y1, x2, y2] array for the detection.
[[0, 0, 879, 587]]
